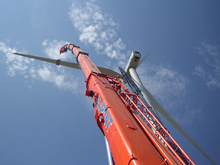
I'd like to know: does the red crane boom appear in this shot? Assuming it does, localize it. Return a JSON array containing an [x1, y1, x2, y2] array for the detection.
[[60, 44, 195, 165]]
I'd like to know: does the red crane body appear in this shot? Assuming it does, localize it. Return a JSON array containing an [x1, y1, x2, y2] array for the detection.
[[60, 44, 194, 165]]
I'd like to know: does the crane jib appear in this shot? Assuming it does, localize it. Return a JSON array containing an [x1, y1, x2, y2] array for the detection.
[[59, 43, 196, 164]]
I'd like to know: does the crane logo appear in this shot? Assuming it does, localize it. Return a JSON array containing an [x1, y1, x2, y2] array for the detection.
[[96, 94, 113, 133]]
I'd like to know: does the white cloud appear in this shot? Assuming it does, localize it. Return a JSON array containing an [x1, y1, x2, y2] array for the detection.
[[194, 65, 206, 78], [137, 64, 195, 124], [194, 43, 220, 89], [37, 65, 80, 91], [42, 40, 71, 60], [0, 41, 82, 93], [79, 25, 98, 44], [0, 42, 31, 76], [172, 108, 202, 125], [68, 0, 126, 60], [138, 64, 190, 110], [38, 66, 51, 80]]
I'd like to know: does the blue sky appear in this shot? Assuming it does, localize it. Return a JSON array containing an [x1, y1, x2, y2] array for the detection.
[[0, 0, 219, 164]]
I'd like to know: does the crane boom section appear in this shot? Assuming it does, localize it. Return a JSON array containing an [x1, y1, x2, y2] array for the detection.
[[60, 44, 192, 165]]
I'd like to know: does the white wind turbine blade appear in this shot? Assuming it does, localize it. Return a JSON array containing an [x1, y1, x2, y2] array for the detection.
[[14, 53, 123, 78], [14, 53, 80, 69], [144, 86, 215, 164], [98, 66, 123, 79], [136, 52, 150, 68]]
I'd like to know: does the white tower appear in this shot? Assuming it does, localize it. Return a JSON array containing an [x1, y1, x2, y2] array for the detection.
[[124, 51, 162, 122]]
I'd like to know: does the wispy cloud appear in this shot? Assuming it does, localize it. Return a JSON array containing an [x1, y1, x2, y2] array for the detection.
[[138, 64, 190, 112], [0, 42, 31, 77], [194, 43, 220, 89], [173, 108, 203, 125], [68, 0, 126, 60], [42, 40, 71, 60], [0, 41, 81, 93], [138, 64, 197, 124], [37, 65, 79, 91]]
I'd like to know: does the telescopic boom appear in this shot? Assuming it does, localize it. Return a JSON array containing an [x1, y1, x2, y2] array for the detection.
[[60, 44, 195, 165]]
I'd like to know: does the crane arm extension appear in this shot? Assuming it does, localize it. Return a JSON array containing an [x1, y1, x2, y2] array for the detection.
[[60, 44, 124, 79], [60, 44, 183, 165]]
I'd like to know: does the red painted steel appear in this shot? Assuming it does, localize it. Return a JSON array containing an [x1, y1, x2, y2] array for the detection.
[[111, 78, 195, 165], [60, 44, 194, 165]]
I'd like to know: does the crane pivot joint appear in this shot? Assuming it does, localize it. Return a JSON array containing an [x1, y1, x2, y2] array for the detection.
[[85, 90, 94, 97]]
